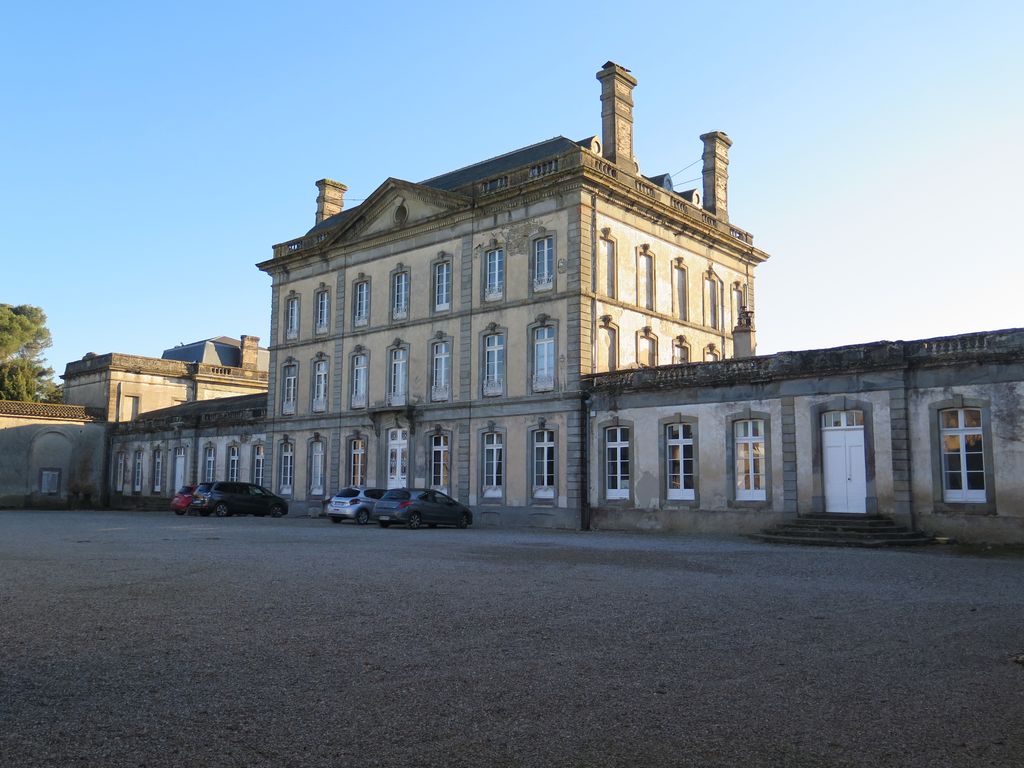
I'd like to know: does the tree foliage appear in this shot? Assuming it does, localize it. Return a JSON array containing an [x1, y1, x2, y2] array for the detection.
[[0, 304, 58, 402]]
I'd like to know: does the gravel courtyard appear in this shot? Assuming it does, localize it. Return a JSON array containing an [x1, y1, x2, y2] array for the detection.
[[1, 510, 1022, 768]]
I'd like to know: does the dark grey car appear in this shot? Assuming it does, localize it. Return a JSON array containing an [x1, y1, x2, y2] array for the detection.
[[188, 482, 288, 518], [373, 489, 473, 529]]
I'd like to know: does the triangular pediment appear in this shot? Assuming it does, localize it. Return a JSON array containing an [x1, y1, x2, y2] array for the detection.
[[322, 179, 470, 247]]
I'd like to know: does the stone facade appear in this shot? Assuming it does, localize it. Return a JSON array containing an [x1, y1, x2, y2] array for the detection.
[[254, 62, 767, 523], [0, 401, 106, 508], [584, 329, 1024, 543], [107, 394, 268, 510], [62, 335, 268, 422]]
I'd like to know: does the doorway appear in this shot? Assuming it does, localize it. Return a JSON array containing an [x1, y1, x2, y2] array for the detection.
[[821, 410, 866, 514]]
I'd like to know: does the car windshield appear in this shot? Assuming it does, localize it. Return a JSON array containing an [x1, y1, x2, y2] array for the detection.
[[335, 488, 360, 498], [195, 484, 212, 493], [381, 489, 410, 500], [177, 486, 194, 494]]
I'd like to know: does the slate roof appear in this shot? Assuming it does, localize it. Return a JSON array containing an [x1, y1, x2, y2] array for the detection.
[[162, 337, 243, 366], [0, 400, 102, 421], [160, 337, 269, 370], [306, 136, 583, 236], [420, 136, 581, 191]]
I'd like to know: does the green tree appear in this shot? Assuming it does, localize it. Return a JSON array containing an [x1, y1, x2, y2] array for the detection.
[[0, 304, 58, 402]]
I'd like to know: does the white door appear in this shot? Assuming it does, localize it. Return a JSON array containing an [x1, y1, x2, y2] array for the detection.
[[387, 429, 408, 488], [822, 411, 866, 514], [173, 448, 186, 490]]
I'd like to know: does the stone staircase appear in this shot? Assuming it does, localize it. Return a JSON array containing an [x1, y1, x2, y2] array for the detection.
[[753, 514, 934, 548]]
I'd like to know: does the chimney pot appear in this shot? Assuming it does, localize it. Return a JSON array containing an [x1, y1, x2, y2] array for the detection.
[[596, 62, 639, 172], [315, 179, 348, 224]]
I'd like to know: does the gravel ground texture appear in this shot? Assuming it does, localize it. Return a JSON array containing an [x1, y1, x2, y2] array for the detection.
[[1, 510, 1023, 768]]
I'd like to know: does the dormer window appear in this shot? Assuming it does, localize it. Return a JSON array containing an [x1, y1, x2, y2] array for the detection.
[[482, 176, 508, 193]]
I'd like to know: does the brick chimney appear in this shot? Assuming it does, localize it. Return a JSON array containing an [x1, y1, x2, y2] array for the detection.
[[596, 61, 638, 172], [700, 131, 732, 222], [240, 335, 260, 370], [315, 179, 347, 224]]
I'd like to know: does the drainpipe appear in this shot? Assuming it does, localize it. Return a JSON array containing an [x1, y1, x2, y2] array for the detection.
[[580, 391, 591, 530]]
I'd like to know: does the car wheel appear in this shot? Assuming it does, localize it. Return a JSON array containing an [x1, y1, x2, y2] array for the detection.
[[329, 516, 342, 524], [379, 521, 391, 528], [356, 509, 369, 525], [174, 509, 186, 516], [214, 502, 229, 518], [407, 512, 422, 530], [457, 511, 470, 529], [270, 505, 284, 518]]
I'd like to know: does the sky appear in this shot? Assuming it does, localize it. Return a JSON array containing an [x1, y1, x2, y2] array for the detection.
[[2, 1, 1021, 379]]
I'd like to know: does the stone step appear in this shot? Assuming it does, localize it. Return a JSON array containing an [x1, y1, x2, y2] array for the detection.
[[762, 526, 915, 540], [755, 514, 934, 548], [751, 532, 935, 548], [787, 516, 899, 528]]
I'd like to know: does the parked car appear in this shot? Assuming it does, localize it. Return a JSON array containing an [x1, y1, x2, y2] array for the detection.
[[188, 482, 288, 518], [373, 488, 473, 529], [326, 487, 386, 525], [170, 484, 196, 515]]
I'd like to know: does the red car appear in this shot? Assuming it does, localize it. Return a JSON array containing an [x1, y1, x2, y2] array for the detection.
[[170, 485, 196, 515]]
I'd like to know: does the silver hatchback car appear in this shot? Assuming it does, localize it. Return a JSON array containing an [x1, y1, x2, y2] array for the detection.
[[326, 487, 386, 525]]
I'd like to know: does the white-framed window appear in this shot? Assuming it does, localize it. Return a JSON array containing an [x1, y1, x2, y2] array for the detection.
[[605, 426, 630, 500], [228, 445, 239, 482], [532, 326, 555, 392], [734, 419, 766, 501], [252, 444, 265, 487], [601, 239, 616, 298], [482, 432, 503, 498], [315, 289, 330, 333], [533, 236, 554, 291], [310, 440, 324, 496], [285, 296, 300, 340], [940, 408, 985, 502], [705, 347, 720, 362], [387, 347, 408, 406], [133, 450, 143, 493], [152, 449, 162, 493], [431, 340, 451, 401], [312, 358, 328, 413], [674, 264, 687, 320], [666, 423, 695, 500], [533, 429, 556, 499], [705, 276, 720, 329], [351, 353, 368, 408], [349, 437, 366, 486], [430, 433, 449, 492], [672, 339, 689, 364], [638, 252, 654, 310], [485, 248, 504, 300], [279, 442, 294, 495], [434, 261, 451, 311], [483, 333, 505, 396], [392, 271, 409, 320], [115, 451, 127, 492], [204, 445, 216, 483], [282, 363, 297, 415], [353, 280, 369, 326]]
